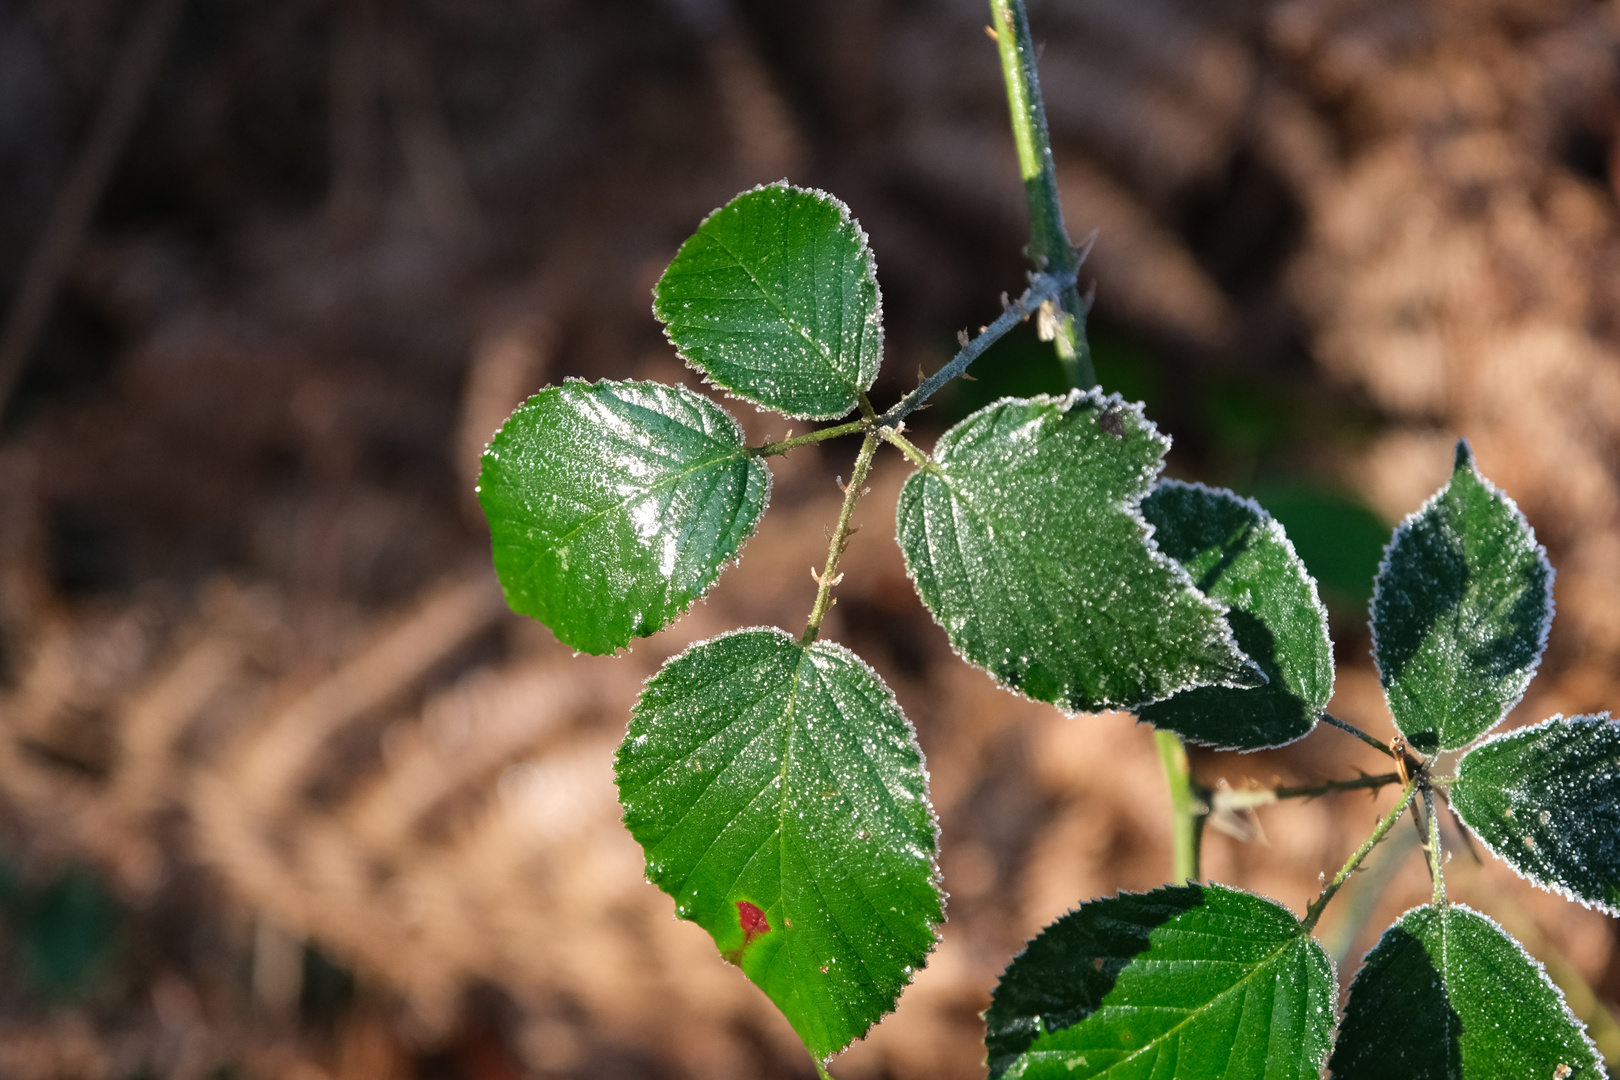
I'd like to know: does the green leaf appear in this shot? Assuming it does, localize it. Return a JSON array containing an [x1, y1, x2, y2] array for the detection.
[[1451, 714, 1620, 915], [895, 392, 1261, 714], [1371, 440, 1553, 753], [615, 628, 941, 1060], [1138, 482, 1334, 749], [653, 183, 883, 420], [985, 883, 1334, 1080], [478, 378, 770, 654], [1329, 904, 1599, 1079]]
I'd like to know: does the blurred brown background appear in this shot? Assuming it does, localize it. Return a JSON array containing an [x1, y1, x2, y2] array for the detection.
[[2, 0, 1620, 1076]]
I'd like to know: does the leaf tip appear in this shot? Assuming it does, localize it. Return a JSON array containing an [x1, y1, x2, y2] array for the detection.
[[1453, 437, 1475, 473]]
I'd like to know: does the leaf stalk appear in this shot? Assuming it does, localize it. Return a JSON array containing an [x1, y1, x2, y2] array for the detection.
[[1155, 730, 1206, 883], [802, 430, 880, 645], [1210, 771, 1404, 813], [1320, 712, 1397, 758], [1302, 778, 1420, 932]]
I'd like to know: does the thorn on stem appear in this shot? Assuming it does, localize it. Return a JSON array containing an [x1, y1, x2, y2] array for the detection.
[[956, 329, 970, 348], [1000, 291, 1010, 310], [983, 24, 998, 41]]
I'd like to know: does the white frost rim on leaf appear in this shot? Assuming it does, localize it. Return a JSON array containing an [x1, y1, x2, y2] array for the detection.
[[653, 181, 884, 422], [897, 388, 1265, 717], [1451, 712, 1620, 917], [1367, 437, 1555, 751], [1137, 478, 1334, 753]]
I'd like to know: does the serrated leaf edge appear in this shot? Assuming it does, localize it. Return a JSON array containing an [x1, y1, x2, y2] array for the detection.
[[619, 624, 944, 1057], [653, 181, 885, 422], [990, 882, 1336, 1080], [902, 389, 1265, 717], [1139, 478, 1335, 753], [1339, 902, 1600, 1069], [1451, 712, 1620, 917], [1367, 438, 1555, 754], [478, 378, 774, 654]]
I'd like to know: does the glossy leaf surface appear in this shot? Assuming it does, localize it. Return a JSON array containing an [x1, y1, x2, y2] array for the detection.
[[1452, 714, 1620, 914], [1371, 440, 1553, 752], [653, 183, 883, 420], [986, 883, 1334, 1080], [478, 379, 769, 654], [896, 391, 1260, 714], [1330, 904, 1598, 1079], [616, 629, 941, 1059], [1138, 482, 1333, 749]]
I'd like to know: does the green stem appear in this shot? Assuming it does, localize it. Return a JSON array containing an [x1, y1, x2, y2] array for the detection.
[[1302, 779, 1419, 932], [877, 425, 932, 469], [989, 0, 1095, 389], [811, 1053, 836, 1080], [1210, 772, 1403, 812], [802, 431, 880, 645], [1424, 786, 1447, 907], [751, 419, 866, 458], [1320, 712, 1396, 759], [1154, 730, 1205, 883]]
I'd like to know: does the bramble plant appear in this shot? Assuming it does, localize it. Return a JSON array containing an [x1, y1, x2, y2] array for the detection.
[[476, 2, 1620, 1077]]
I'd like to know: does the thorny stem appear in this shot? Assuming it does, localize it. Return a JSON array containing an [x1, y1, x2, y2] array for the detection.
[[1155, 730, 1206, 883], [750, 419, 866, 458], [802, 431, 880, 646], [878, 425, 932, 469], [988, 0, 1096, 390], [1320, 712, 1397, 758], [1302, 779, 1420, 933], [876, 269, 1076, 430], [1424, 786, 1447, 907], [1210, 771, 1404, 813]]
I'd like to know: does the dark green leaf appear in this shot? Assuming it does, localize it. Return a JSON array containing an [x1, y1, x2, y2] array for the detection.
[[1139, 482, 1334, 749], [653, 183, 882, 420], [895, 392, 1261, 714], [616, 628, 941, 1060], [1452, 714, 1620, 914], [986, 883, 1334, 1080], [1371, 440, 1553, 753], [478, 379, 769, 654], [1330, 904, 1599, 1079]]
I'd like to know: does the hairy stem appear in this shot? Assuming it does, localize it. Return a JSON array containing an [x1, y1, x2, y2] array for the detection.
[[1302, 779, 1420, 933], [878, 425, 932, 469], [1210, 771, 1404, 813], [988, 0, 1095, 389], [802, 431, 880, 645], [811, 1054, 836, 1080], [876, 269, 1075, 430], [1424, 786, 1447, 907], [750, 419, 866, 458], [1320, 712, 1396, 758], [1155, 730, 1206, 883]]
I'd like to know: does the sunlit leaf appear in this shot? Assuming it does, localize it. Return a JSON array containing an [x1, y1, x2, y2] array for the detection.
[[986, 883, 1334, 1080], [1452, 713, 1620, 914], [896, 391, 1261, 714], [654, 183, 883, 420], [1371, 440, 1553, 753], [478, 378, 769, 654], [616, 628, 941, 1060], [1330, 904, 1599, 1079], [1138, 481, 1333, 749]]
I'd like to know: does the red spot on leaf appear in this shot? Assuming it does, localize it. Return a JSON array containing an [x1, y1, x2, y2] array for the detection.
[[737, 900, 771, 942]]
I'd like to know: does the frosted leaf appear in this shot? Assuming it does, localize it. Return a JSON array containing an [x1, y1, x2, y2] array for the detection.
[[615, 628, 941, 1060], [478, 378, 769, 654], [1330, 904, 1599, 1079], [1371, 439, 1553, 753], [1452, 713, 1620, 914], [653, 183, 883, 420], [1138, 481, 1334, 749], [986, 883, 1334, 1080], [895, 391, 1261, 714]]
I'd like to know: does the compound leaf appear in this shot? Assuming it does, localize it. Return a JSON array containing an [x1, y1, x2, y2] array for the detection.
[[654, 183, 883, 420], [1330, 904, 1599, 1079], [1452, 714, 1620, 914], [1372, 440, 1553, 753], [986, 883, 1334, 1080], [478, 379, 769, 654], [1139, 482, 1334, 749], [616, 628, 941, 1060], [896, 391, 1261, 714]]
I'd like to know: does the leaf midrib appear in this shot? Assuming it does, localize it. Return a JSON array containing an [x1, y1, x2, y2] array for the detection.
[[1024, 930, 1311, 1077]]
